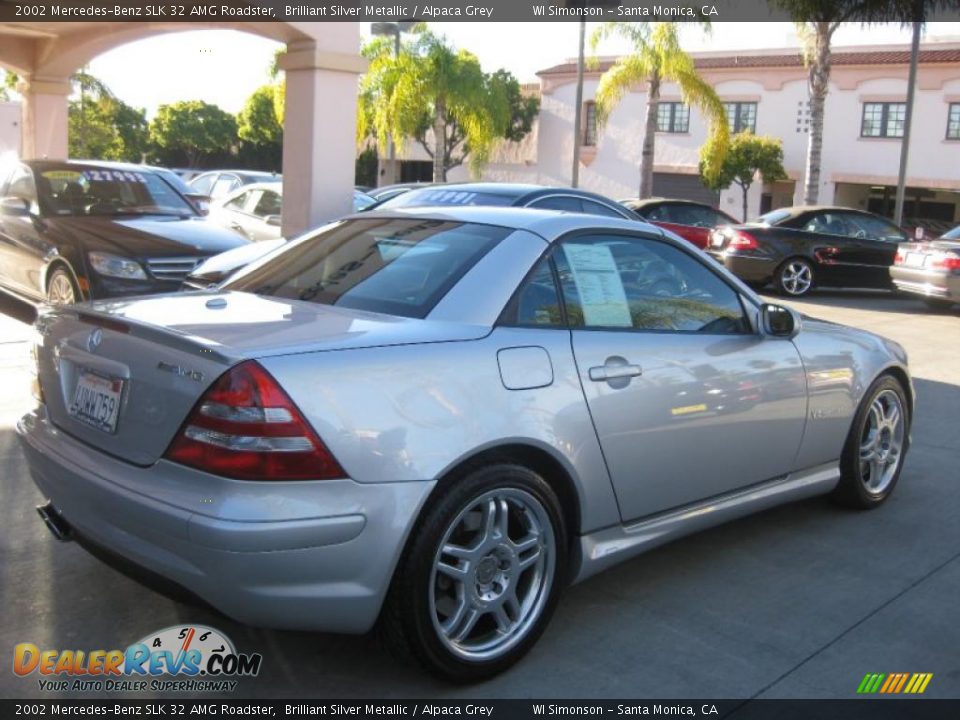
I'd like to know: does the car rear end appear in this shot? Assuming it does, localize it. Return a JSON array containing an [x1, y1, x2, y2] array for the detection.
[[706, 225, 778, 284], [890, 239, 960, 306]]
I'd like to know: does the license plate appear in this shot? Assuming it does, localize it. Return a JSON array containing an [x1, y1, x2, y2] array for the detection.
[[69, 370, 124, 434], [904, 252, 928, 268]]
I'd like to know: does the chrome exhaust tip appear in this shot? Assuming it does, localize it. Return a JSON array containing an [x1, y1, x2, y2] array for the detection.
[[36, 502, 73, 542]]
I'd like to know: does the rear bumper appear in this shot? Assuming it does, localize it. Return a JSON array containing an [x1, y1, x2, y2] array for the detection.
[[890, 266, 960, 302], [706, 251, 776, 283], [17, 407, 435, 634]]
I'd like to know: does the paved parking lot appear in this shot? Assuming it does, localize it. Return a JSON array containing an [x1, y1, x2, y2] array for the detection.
[[1, 290, 958, 700]]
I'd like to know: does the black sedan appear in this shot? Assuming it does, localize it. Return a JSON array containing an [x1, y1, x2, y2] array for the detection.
[[375, 182, 641, 220], [0, 160, 248, 304], [707, 206, 908, 297], [891, 224, 960, 309]]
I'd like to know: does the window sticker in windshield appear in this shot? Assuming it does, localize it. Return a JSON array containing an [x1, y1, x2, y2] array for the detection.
[[82, 169, 147, 183], [562, 243, 632, 327], [40, 170, 84, 182]]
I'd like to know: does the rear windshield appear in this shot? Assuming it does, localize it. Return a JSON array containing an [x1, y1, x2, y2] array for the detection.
[[377, 188, 516, 209], [753, 209, 793, 225], [224, 218, 509, 319]]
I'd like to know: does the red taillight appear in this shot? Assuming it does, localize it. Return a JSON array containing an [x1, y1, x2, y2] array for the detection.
[[815, 246, 840, 265], [165, 360, 346, 481], [931, 252, 960, 271], [894, 249, 906, 265], [728, 231, 758, 250]]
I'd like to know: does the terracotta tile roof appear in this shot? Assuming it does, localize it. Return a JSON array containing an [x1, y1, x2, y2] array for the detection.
[[537, 48, 960, 76]]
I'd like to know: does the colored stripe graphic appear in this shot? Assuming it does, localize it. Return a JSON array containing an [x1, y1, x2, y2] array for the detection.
[[857, 673, 932, 694]]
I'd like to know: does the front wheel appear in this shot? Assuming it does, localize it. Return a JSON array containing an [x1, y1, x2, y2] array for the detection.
[[833, 375, 910, 509], [381, 464, 567, 682], [775, 257, 814, 297], [46, 267, 80, 305]]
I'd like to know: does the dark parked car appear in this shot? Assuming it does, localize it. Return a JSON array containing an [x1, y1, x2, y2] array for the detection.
[[366, 182, 434, 203], [620, 198, 738, 249], [376, 183, 642, 221], [0, 160, 249, 304], [707, 206, 908, 297], [891, 224, 960, 309]]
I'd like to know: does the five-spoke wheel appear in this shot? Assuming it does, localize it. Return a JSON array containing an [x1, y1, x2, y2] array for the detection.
[[776, 258, 814, 297]]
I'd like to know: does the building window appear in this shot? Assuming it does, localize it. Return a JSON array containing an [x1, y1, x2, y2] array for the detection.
[[724, 102, 757, 133], [583, 102, 598, 147], [861, 102, 906, 138], [657, 102, 690, 133], [947, 103, 960, 140]]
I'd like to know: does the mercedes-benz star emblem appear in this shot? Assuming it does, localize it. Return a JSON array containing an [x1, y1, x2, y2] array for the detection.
[[87, 328, 103, 352]]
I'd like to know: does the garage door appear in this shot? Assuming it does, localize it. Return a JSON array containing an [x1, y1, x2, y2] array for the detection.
[[652, 173, 720, 207]]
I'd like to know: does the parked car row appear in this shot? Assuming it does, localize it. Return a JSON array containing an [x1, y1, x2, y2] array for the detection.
[[1, 158, 956, 309]]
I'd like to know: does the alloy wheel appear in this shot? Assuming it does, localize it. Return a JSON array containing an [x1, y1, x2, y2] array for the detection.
[[47, 272, 77, 305], [429, 487, 556, 662], [859, 389, 905, 494], [780, 260, 813, 296]]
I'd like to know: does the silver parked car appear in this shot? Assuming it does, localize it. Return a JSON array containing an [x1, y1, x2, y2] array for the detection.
[[19, 207, 913, 681]]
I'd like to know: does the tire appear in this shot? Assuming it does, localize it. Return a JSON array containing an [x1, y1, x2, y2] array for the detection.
[[46, 266, 80, 305], [775, 257, 814, 297], [381, 463, 568, 682], [832, 375, 910, 509]]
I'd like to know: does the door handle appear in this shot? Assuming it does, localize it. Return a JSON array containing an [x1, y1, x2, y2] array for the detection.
[[589, 363, 642, 382]]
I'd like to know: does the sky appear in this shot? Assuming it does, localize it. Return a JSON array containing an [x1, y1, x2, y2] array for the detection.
[[82, 22, 960, 118]]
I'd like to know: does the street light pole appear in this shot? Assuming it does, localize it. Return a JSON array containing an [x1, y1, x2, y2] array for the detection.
[[571, 20, 586, 188], [894, 21, 921, 228]]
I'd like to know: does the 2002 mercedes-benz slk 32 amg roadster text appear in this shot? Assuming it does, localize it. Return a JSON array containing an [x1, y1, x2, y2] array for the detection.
[[18, 207, 913, 681]]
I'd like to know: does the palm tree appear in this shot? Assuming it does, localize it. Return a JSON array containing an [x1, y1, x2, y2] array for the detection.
[[358, 32, 510, 182], [71, 67, 115, 158], [591, 22, 730, 199], [775, 0, 951, 204]]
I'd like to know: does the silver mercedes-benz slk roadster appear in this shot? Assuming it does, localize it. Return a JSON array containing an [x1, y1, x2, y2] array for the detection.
[[18, 206, 913, 681]]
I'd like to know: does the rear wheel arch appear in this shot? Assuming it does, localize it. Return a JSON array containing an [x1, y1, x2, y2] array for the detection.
[[427, 443, 582, 546]]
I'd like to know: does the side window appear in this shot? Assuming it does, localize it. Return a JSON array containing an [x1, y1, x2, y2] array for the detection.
[[528, 195, 583, 213], [842, 213, 906, 242], [190, 174, 215, 195], [501, 258, 564, 327], [580, 199, 626, 219], [558, 235, 749, 334], [224, 191, 250, 211], [253, 190, 282, 218], [6, 166, 38, 211], [210, 175, 238, 199], [804, 212, 848, 237]]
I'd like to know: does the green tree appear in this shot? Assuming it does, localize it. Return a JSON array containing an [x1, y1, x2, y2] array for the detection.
[[69, 95, 148, 162], [149, 100, 237, 168], [772, 0, 951, 204], [1, 70, 18, 101], [591, 22, 730, 199], [235, 84, 282, 170], [358, 32, 534, 181], [700, 132, 787, 222]]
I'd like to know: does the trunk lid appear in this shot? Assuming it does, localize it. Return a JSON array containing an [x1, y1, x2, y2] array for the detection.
[[36, 290, 489, 465]]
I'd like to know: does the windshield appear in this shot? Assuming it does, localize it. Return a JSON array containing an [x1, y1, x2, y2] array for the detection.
[[941, 225, 960, 240], [377, 187, 517, 210], [35, 165, 196, 217], [224, 218, 509, 319]]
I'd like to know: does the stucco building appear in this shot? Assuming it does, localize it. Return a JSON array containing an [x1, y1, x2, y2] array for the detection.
[[441, 41, 960, 231]]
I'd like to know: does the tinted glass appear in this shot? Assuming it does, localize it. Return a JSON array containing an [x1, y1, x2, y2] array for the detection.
[[755, 209, 793, 225], [253, 190, 282, 217], [502, 258, 564, 327], [803, 212, 850, 236], [842, 213, 906, 242], [34, 164, 194, 217], [580, 199, 627, 218], [528, 195, 583, 212], [225, 218, 509, 319], [557, 235, 748, 334], [378, 188, 516, 209]]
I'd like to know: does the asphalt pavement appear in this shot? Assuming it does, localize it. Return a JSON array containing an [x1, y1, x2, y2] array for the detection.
[[0, 289, 957, 700]]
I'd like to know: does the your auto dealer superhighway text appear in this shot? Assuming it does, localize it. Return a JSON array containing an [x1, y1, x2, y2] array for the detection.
[[287, 706, 494, 716]]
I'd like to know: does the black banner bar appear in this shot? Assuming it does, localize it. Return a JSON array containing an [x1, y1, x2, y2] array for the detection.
[[1, 0, 959, 23], [5, 700, 960, 720]]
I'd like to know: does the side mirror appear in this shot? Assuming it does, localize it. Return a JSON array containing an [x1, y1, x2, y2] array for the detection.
[[264, 215, 282, 228], [760, 303, 800, 338], [0, 196, 30, 217]]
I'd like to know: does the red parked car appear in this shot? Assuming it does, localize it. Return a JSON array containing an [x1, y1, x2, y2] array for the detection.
[[621, 198, 738, 250]]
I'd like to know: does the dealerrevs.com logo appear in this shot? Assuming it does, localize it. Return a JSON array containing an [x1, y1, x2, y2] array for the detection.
[[13, 625, 262, 693]]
